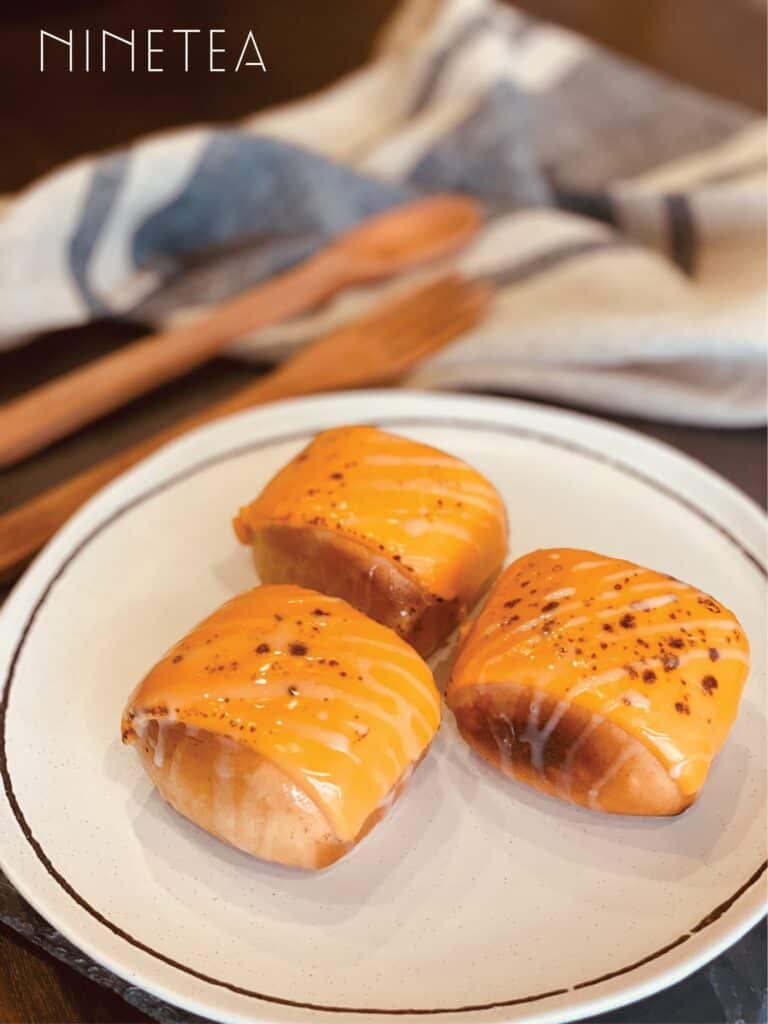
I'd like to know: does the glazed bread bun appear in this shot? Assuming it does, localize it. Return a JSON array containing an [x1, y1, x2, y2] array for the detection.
[[122, 585, 440, 869], [447, 549, 750, 816], [233, 426, 508, 656]]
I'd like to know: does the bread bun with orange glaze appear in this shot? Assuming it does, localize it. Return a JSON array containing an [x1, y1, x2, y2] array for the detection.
[[233, 427, 508, 656], [122, 585, 440, 869], [447, 549, 750, 816]]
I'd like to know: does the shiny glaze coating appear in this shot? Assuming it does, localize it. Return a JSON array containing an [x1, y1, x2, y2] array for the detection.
[[233, 426, 508, 610], [448, 548, 750, 807], [123, 585, 440, 843]]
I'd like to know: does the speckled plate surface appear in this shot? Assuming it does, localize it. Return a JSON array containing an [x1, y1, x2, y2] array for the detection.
[[0, 391, 765, 1024]]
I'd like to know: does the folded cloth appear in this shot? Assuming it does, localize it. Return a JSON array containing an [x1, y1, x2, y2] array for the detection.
[[0, 0, 765, 424]]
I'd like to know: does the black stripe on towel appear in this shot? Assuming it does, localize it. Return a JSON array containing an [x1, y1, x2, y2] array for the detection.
[[555, 188, 618, 229], [409, 13, 492, 117], [665, 193, 697, 276], [481, 237, 629, 289]]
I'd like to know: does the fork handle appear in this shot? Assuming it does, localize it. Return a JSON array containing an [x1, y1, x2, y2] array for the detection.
[[0, 282, 461, 583], [0, 273, 488, 582], [0, 250, 348, 469]]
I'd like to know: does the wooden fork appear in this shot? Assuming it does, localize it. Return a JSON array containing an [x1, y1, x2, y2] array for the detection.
[[0, 274, 491, 581]]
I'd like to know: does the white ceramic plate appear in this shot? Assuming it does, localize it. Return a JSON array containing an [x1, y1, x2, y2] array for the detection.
[[1, 391, 765, 1024]]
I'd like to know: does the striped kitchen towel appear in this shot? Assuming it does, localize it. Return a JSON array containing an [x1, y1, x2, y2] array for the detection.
[[0, 0, 765, 425]]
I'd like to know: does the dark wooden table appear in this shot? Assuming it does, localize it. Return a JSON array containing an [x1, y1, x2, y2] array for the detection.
[[0, 1, 765, 1021]]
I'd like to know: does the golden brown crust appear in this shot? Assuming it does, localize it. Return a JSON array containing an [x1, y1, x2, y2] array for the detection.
[[134, 720, 420, 870], [136, 721, 343, 869], [123, 585, 440, 867], [251, 524, 461, 657], [449, 684, 691, 816], [233, 426, 508, 655], [447, 547, 750, 815]]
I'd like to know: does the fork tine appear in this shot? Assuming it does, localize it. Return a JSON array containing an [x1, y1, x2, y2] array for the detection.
[[376, 278, 490, 361], [381, 284, 491, 377], [364, 277, 486, 350], [311, 275, 466, 354], [391, 278, 490, 347], [273, 274, 489, 386]]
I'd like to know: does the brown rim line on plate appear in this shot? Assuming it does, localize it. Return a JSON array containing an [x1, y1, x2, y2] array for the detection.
[[1, 414, 765, 1016]]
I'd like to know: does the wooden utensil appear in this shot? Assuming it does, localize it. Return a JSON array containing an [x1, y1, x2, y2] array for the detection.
[[0, 274, 491, 582], [0, 195, 481, 468]]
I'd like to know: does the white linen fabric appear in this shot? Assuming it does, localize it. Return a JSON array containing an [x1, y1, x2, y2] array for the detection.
[[0, 0, 765, 425]]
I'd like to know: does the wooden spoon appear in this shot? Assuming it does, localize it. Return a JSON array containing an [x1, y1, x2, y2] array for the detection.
[[0, 273, 491, 582], [0, 195, 481, 467]]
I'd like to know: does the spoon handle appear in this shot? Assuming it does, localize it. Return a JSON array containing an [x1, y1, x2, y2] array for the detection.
[[0, 247, 347, 468], [0, 273, 487, 583]]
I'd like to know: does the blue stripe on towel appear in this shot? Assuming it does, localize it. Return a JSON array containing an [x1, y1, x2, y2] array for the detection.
[[132, 133, 409, 281], [68, 153, 130, 314], [408, 81, 551, 208]]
